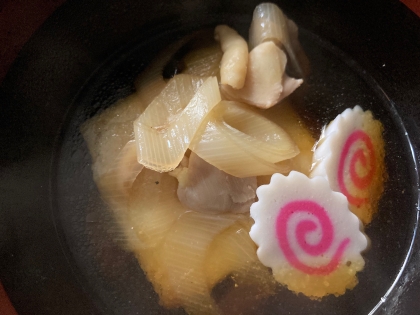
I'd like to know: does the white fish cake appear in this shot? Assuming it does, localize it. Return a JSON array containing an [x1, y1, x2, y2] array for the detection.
[[250, 171, 368, 298], [311, 106, 386, 224]]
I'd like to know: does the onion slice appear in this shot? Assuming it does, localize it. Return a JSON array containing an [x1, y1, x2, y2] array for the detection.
[[134, 74, 221, 172], [128, 168, 185, 249], [94, 140, 145, 251], [97, 140, 144, 199], [161, 211, 241, 315], [260, 99, 316, 175], [249, 3, 288, 49], [183, 44, 223, 78], [214, 25, 248, 89], [249, 2, 305, 77], [190, 100, 298, 177], [204, 218, 276, 293], [81, 93, 147, 181]]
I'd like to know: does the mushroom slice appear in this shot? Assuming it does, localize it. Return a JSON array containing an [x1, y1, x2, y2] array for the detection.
[[221, 41, 302, 109], [215, 25, 249, 89]]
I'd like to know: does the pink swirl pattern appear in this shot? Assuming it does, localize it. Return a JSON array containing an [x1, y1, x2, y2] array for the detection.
[[276, 200, 350, 275], [338, 130, 375, 207]]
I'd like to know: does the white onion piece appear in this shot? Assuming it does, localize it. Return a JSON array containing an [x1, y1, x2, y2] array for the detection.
[[217, 101, 298, 162], [285, 18, 309, 76], [204, 219, 257, 287], [249, 2, 303, 77], [161, 211, 241, 315], [249, 3, 288, 49], [97, 140, 144, 199], [81, 93, 147, 181], [221, 41, 303, 109], [134, 74, 221, 172], [127, 167, 187, 307], [214, 25, 248, 89], [136, 77, 167, 108], [260, 99, 316, 175], [81, 94, 149, 252], [184, 44, 223, 78], [204, 219, 276, 293], [91, 140, 145, 252], [190, 101, 298, 177], [133, 37, 195, 106], [133, 247, 180, 308], [83, 40, 174, 181], [128, 168, 185, 249], [172, 152, 257, 214]]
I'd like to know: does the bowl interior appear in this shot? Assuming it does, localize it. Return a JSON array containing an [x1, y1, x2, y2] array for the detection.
[[53, 18, 419, 314]]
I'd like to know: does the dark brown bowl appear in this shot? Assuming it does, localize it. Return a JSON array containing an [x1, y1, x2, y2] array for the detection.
[[1, 0, 420, 314]]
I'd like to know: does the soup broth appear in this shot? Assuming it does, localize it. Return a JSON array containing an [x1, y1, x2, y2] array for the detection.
[[53, 16, 416, 315]]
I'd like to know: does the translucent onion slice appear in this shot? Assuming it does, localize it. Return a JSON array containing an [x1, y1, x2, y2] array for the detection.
[[285, 18, 311, 77], [249, 3, 288, 50], [204, 218, 275, 287], [97, 140, 144, 199], [260, 99, 316, 175], [133, 248, 180, 308], [133, 38, 196, 107], [128, 168, 185, 249], [183, 44, 223, 78], [81, 94, 147, 252], [81, 93, 147, 181], [161, 211, 241, 315], [136, 77, 167, 108], [134, 74, 221, 172], [91, 140, 145, 252], [128, 168, 187, 308], [214, 25, 248, 89], [248, 2, 304, 77], [218, 101, 298, 162], [190, 100, 298, 177], [204, 219, 277, 314], [221, 41, 303, 109]]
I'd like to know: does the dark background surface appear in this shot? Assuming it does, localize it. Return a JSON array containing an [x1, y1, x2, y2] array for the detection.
[[0, 0, 420, 314]]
